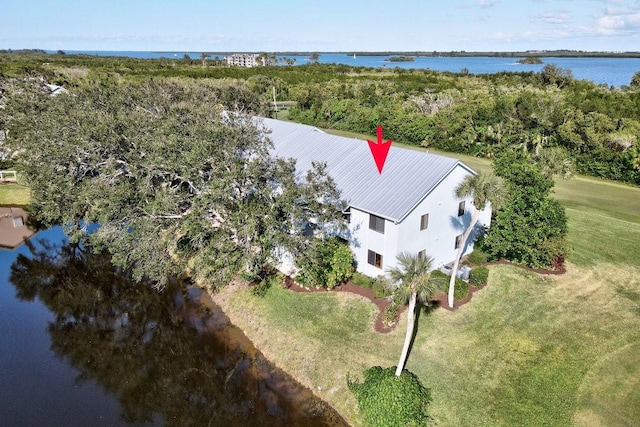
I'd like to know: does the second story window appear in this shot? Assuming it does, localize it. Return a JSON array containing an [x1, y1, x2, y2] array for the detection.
[[458, 201, 466, 217], [342, 208, 351, 224], [369, 214, 385, 234], [420, 213, 429, 230]]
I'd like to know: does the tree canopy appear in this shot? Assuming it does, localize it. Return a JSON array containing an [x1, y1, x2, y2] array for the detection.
[[2, 53, 640, 185], [4, 78, 345, 287], [485, 151, 568, 268]]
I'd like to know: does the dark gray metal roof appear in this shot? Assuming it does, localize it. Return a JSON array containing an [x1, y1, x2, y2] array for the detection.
[[259, 117, 471, 223]]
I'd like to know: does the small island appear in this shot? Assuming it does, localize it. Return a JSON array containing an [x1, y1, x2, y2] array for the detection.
[[385, 55, 415, 62], [517, 56, 543, 64]]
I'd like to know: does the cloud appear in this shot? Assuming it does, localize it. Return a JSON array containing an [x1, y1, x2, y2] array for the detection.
[[477, 0, 498, 8], [459, 0, 499, 9], [595, 6, 640, 34], [539, 10, 572, 24]]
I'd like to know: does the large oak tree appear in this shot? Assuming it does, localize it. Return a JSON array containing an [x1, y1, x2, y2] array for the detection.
[[5, 77, 345, 287]]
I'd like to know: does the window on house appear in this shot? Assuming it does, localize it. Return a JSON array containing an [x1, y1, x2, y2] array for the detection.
[[342, 208, 351, 224], [420, 213, 429, 230], [369, 214, 385, 234], [418, 249, 426, 260], [455, 234, 463, 250], [457, 201, 466, 217], [367, 250, 383, 268]]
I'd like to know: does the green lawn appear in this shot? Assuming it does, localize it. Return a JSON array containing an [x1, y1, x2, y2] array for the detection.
[[6, 123, 640, 425], [213, 138, 640, 426], [0, 183, 30, 206]]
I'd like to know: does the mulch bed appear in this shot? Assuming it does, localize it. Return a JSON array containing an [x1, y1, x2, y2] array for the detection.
[[282, 260, 565, 334], [284, 277, 478, 333]]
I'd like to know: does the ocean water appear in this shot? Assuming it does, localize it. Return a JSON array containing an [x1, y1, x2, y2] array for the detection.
[[51, 50, 640, 87]]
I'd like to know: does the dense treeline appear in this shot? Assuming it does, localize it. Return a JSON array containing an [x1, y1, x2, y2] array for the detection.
[[1, 53, 640, 184], [287, 65, 640, 185]]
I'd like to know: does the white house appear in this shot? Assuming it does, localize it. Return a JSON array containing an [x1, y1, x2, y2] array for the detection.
[[260, 118, 492, 278]]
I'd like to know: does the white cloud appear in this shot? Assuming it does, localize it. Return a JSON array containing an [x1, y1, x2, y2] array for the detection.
[[595, 6, 640, 34], [539, 10, 572, 24], [477, 0, 498, 8], [459, 0, 499, 9]]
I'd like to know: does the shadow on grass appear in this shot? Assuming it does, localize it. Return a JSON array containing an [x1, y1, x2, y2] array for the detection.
[[405, 302, 439, 363]]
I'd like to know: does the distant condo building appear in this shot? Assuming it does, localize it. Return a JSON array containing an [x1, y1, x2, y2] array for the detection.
[[224, 53, 273, 67]]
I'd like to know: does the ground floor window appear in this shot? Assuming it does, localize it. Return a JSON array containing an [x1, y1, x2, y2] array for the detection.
[[418, 249, 426, 259], [455, 234, 463, 249], [367, 250, 383, 268]]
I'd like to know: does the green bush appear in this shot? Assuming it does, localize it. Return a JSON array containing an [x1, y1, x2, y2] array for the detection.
[[373, 275, 393, 299], [469, 267, 490, 288], [347, 366, 432, 427], [467, 249, 488, 265], [250, 273, 282, 297], [240, 270, 262, 284], [486, 153, 569, 268], [351, 272, 375, 289], [328, 243, 355, 287], [430, 270, 469, 300], [373, 282, 386, 299], [296, 237, 355, 289], [454, 279, 469, 300]]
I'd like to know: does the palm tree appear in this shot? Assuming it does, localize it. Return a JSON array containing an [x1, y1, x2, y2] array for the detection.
[[533, 147, 574, 180], [387, 252, 438, 377], [447, 172, 506, 308], [200, 52, 209, 67]]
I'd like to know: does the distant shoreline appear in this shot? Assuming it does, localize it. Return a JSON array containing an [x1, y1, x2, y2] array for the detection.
[[4, 49, 640, 59], [169, 50, 640, 58]]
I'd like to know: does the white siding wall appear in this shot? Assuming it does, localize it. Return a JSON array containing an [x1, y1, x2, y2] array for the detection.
[[395, 164, 492, 269], [348, 208, 399, 278], [283, 163, 492, 280]]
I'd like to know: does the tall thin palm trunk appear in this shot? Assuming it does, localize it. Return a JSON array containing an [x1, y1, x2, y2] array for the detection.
[[395, 292, 416, 376], [447, 209, 480, 308]]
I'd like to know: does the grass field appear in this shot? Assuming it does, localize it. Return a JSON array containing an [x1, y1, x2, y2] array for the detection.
[[0, 183, 30, 206], [213, 129, 640, 426], [5, 126, 640, 425]]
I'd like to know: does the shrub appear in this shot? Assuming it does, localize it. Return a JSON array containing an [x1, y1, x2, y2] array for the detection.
[[467, 249, 488, 266], [453, 279, 469, 300], [351, 272, 375, 289], [328, 243, 355, 287], [250, 273, 282, 297], [469, 267, 490, 288], [296, 237, 355, 289], [347, 366, 432, 427], [372, 282, 386, 299], [381, 300, 401, 327], [373, 275, 393, 299], [240, 270, 262, 284], [486, 153, 568, 268], [430, 270, 468, 300]]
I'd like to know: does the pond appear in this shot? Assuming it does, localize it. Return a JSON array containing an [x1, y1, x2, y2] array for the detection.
[[0, 225, 347, 426]]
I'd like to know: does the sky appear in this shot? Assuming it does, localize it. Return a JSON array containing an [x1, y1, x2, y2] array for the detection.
[[2, 0, 640, 52]]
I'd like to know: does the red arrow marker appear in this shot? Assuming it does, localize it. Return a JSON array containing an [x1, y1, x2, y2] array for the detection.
[[367, 126, 393, 174]]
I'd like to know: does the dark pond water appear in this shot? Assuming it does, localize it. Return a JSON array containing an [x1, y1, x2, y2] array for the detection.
[[0, 225, 347, 426]]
